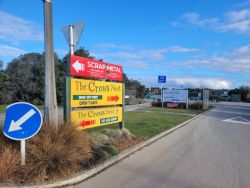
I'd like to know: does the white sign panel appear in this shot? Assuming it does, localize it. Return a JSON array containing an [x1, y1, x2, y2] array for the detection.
[[202, 90, 209, 110], [163, 90, 188, 103]]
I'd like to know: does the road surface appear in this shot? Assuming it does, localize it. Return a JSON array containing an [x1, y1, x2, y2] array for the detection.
[[73, 102, 250, 188]]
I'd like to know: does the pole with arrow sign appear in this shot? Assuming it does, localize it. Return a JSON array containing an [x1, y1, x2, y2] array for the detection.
[[3, 102, 42, 165]]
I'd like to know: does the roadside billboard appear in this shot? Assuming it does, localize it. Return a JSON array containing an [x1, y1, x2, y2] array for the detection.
[[163, 89, 188, 103], [70, 55, 123, 81], [70, 78, 123, 107], [71, 106, 122, 129]]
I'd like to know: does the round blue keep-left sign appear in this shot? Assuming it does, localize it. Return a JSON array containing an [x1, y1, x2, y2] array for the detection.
[[3, 102, 43, 141]]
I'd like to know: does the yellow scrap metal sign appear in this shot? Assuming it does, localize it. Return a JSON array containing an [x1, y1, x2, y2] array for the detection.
[[70, 78, 123, 107], [71, 107, 122, 129]]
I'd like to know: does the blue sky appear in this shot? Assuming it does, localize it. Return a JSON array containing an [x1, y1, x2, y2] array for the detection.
[[0, 0, 250, 89]]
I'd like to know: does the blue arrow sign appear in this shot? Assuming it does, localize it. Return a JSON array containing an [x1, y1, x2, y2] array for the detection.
[[3, 102, 42, 141], [158, 75, 166, 83]]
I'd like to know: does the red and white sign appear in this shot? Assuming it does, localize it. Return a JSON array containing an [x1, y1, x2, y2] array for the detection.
[[70, 55, 123, 81], [70, 55, 106, 79], [107, 63, 123, 81]]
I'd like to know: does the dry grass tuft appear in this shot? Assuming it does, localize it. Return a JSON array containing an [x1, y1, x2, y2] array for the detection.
[[14, 122, 92, 183], [0, 128, 19, 151], [0, 146, 20, 183], [0, 124, 136, 184]]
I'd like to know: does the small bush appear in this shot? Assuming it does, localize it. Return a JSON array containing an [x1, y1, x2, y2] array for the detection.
[[88, 128, 134, 166], [189, 102, 203, 110], [151, 101, 162, 107]]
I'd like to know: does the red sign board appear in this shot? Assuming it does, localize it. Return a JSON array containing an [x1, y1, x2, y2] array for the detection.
[[70, 55, 106, 79], [70, 55, 122, 81], [107, 63, 123, 81]]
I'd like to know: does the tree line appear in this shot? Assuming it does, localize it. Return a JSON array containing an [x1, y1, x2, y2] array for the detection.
[[0, 47, 145, 105]]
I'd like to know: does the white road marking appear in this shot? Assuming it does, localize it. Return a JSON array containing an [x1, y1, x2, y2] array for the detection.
[[223, 116, 250, 125]]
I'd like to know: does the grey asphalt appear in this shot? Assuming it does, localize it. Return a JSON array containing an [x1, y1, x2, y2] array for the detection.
[[72, 102, 250, 188]]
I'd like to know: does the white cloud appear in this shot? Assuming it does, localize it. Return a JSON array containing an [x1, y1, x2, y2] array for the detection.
[[0, 11, 43, 44], [118, 61, 149, 69], [178, 9, 250, 34], [166, 46, 200, 53], [129, 75, 231, 89], [96, 43, 135, 51], [0, 45, 26, 57], [181, 12, 219, 27], [165, 45, 250, 74], [172, 78, 231, 89], [94, 44, 199, 61], [235, 1, 250, 7]]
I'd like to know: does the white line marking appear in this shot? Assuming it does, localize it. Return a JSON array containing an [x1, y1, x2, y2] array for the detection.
[[223, 116, 250, 125]]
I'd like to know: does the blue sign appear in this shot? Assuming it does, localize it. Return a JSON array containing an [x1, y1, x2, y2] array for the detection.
[[3, 102, 42, 141], [158, 75, 166, 83]]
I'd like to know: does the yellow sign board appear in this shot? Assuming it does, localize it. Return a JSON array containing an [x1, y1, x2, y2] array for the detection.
[[70, 78, 123, 107], [71, 107, 122, 129]]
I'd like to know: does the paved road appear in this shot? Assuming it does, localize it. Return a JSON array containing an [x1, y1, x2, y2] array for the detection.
[[73, 102, 250, 188]]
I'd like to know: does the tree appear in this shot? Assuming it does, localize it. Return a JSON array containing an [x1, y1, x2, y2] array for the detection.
[[0, 60, 11, 104], [123, 73, 145, 98], [0, 60, 3, 71], [6, 53, 45, 104], [228, 86, 250, 102]]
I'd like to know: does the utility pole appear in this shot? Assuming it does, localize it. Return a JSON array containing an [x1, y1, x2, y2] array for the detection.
[[43, 0, 58, 126]]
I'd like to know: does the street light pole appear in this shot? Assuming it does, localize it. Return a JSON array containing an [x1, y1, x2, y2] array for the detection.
[[43, 0, 58, 126]]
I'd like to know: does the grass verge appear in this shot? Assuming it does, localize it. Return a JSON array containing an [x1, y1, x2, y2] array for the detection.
[[88, 109, 193, 139], [141, 107, 205, 115], [0, 105, 6, 113], [0, 105, 44, 113]]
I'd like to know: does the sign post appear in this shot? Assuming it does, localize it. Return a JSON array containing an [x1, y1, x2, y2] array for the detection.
[[158, 75, 166, 108], [62, 22, 84, 122], [119, 83, 125, 129], [62, 23, 124, 130], [3, 102, 43, 165], [21, 140, 25, 165]]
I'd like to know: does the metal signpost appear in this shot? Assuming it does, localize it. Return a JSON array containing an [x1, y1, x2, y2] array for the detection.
[[3, 102, 42, 165], [62, 22, 84, 122], [158, 75, 166, 108], [62, 23, 124, 129]]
